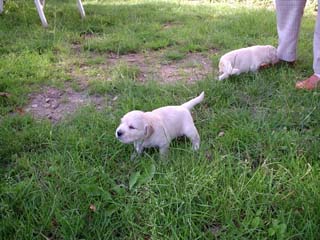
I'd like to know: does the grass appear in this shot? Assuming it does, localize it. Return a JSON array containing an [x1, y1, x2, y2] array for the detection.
[[1, 0, 320, 239]]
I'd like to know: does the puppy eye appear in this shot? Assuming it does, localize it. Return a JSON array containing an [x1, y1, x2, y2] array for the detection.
[[129, 125, 135, 130]]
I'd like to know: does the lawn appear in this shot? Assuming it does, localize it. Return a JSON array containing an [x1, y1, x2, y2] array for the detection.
[[1, 0, 320, 239]]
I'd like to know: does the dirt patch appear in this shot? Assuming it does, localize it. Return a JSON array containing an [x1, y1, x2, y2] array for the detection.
[[159, 53, 213, 82], [71, 42, 83, 55], [80, 32, 97, 40], [29, 48, 215, 122], [68, 64, 92, 90], [204, 222, 226, 237], [105, 50, 215, 83], [162, 22, 181, 29], [67, 46, 217, 84], [24, 87, 105, 123]]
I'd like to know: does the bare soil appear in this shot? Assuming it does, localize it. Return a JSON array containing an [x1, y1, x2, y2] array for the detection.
[[106, 50, 214, 83], [24, 48, 216, 122], [24, 87, 104, 123]]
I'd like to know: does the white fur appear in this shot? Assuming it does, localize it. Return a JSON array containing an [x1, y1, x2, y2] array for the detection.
[[116, 92, 204, 158], [218, 45, 278, 80]]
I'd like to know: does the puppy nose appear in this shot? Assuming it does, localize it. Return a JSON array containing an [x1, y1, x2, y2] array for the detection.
[[117, 130, 123, 137]]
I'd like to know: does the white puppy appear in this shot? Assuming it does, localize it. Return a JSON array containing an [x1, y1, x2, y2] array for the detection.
[[115, 92, 204, 158], [218, 45, 278, 80]]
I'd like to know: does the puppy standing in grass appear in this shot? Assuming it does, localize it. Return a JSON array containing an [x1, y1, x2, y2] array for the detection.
[[116, 92, 204, 158], [218, 45, 279, 80]]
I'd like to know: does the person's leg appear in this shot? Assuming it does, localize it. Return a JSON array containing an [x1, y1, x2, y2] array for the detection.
[[276, 0, 307, 62], [296, 1, 320, 90], [313, 1, 320, 77]]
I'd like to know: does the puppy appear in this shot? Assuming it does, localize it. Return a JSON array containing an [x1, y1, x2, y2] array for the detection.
[[218, 45, 278, 80], [115, 92, 204, 158]]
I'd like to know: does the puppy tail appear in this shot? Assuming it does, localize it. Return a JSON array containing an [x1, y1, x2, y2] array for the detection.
[[181, 92, 204, 110]]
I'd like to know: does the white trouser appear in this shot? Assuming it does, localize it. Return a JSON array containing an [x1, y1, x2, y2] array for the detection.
[[276, 0, 320, 74]]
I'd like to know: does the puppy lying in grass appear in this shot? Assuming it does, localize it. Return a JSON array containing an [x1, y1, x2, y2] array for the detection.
[[116, 92, 204, 159], [218, 45, 278, 80]]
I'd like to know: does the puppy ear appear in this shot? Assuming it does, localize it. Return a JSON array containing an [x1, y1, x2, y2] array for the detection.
[[144, 124, 154, 138]]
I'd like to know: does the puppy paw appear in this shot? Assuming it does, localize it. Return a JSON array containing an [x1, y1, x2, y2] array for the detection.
[[218, 74, 228, 81], [192, 142, 200, 151], [130, 152, 139, 161], [159, 146, 169, 156]]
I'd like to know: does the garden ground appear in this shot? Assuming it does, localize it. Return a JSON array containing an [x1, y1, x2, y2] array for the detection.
[[1, 0, 320, 239]]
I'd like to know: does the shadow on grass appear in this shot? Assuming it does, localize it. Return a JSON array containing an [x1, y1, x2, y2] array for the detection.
[[0, 0, 278, 54]]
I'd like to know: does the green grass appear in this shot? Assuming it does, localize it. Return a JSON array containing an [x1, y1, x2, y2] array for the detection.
[[1, 0, 320, 239]]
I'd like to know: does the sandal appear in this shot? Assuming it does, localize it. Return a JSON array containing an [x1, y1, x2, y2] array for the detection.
[[259, 60, 295, 70], [295, 75, 320, 90]]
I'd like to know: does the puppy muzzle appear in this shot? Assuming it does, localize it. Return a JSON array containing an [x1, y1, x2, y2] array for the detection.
[[115, 129, 134, 144], [116, 130, 123, 138]]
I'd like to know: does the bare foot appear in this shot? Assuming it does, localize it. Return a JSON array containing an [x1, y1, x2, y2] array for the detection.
[[295, 75, 320, 90]]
